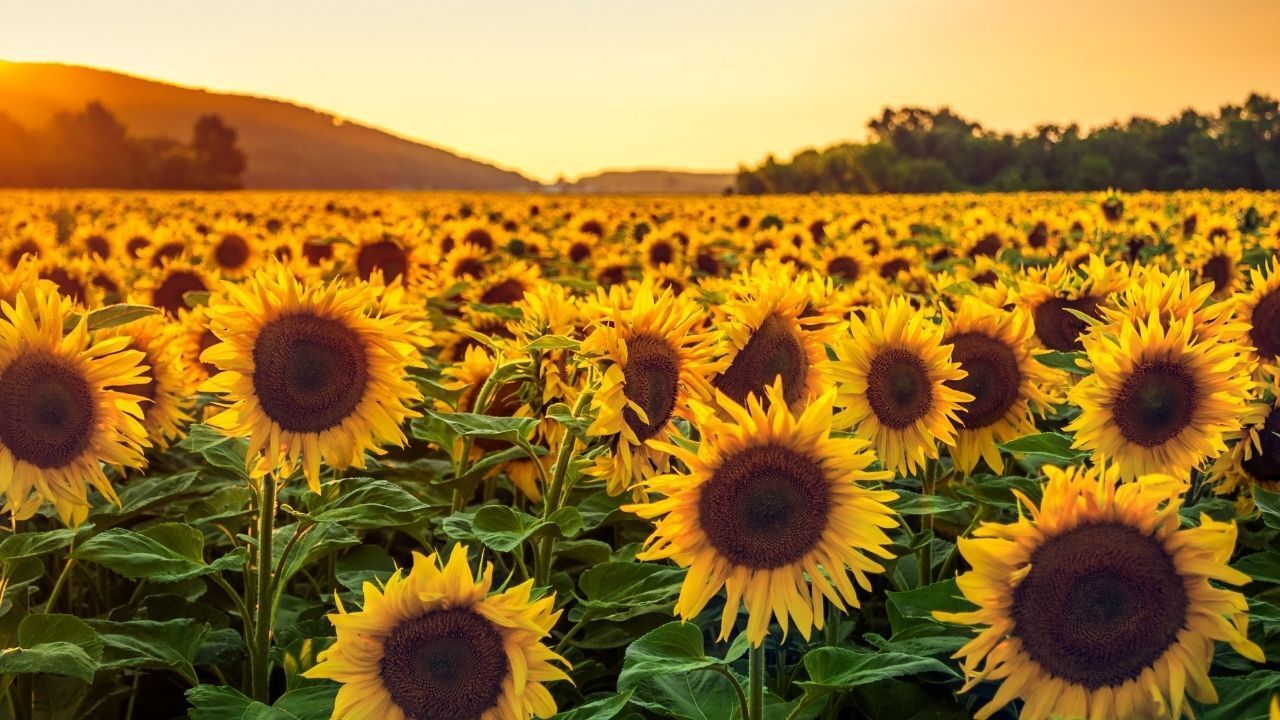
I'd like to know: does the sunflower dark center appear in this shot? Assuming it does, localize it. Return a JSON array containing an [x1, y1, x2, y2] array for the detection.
[[380, 608, 509, 720], [866, 348, 933, 429], [648, 242, 675, 266], [152, 271, 209, 317], [357, 240, 408, 281], [7, 240, 39, 267], [1243, 409, 1280, 485], [827, 256, 860, 281], [479, 279, 526, 305], [86, 235, 111, 258], [698, 444, 830, 569], [150, 242, 185, 268], [714, 314, 807, 407], [879, 258, 911, 279], [453, 257, 486, 280], [946, 332, 1021, 430], [968, 234, 1001, 258], [463, 228, 494, 252], [302, 241, 335, 265], [1102, 199, 1124, 222], [0, 352, 96, 468], [695, 250, 721, 276], [215, 234, 251, 269], [41, 268, 87, 305], [1248, 289, 1280, 362], [1031, 295, 1099, 352], [580, 220, 604, 237], [569, 242, 591, 263], [1028, 223, 1048, 248], [1012, 522, 1186, 690], [1200, 255, 1233, 294], [598, 266, 627, 286], [251, 313, 369, 433], [126, 236, 150, 259], [621, 334, 681, 442], [1112, 360, 1198, 448]]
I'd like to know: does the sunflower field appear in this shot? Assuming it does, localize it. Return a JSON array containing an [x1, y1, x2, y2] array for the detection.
[[2, 189, 1280, 720]]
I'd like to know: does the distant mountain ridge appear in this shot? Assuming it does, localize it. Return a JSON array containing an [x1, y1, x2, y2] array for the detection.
[[562, 169, 735, 194], [0, 61, 538, 190]]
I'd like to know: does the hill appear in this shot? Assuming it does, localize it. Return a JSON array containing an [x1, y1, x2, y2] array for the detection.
[[0, 61, 537, 190], [564, 169, 735, 194]]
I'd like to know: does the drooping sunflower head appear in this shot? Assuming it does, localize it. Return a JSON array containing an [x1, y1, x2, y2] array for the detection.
[[97, 312, 195, 450], [941, 298, 1061, 474], [583, 282, 717, 495], [200, 265, 425, 491], [0, 290, 149, 524], [305, 545, 568, 720], [937, 464, 1262, 720], [1067, 309, 1252, 479], [827, 297, 971, 476], [626, 382, 897, 646], [709, 271, 833, 412]]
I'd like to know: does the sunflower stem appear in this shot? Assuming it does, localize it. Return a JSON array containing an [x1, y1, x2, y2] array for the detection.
[[251, 474, 278, 703], [533, 390, 592, 587], [748, 643, 765, 720], [44, 557, 76, 613]]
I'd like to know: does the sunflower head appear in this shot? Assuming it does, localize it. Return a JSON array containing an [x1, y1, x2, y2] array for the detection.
[[938, 464, 1262, 720], [827, 297, 971, 476], [200, 265, 424, 490], [626, 381, 897, 646], [305, 545, 568, 720]]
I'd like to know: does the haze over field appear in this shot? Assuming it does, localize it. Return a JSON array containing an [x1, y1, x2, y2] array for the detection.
[[4, 0, 1279, 185]]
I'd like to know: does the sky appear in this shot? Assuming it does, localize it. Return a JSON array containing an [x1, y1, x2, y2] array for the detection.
[[4, 0, 1280, 183]]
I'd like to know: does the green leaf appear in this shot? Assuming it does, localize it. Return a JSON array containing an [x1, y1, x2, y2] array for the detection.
[[798, 647, 957, 696], [890, 491, 972, 516], [1233, 552, 1280, 584], [273, 684, 339, 720], [275, 522, 360, 587], [0, 643, 98, 683], [618, 622, 731, 690], [547, 402, 594, 441], [96, 470, 201, 519], [87, 618, 210, 684], [73, 522, 246, 583], [1253, 487, 1280, 530], [179, 424, 250, 478], [425, 410, 538, 447], [885, 579, 975, 635], [577, 562, 686, 621], [471, 505, 576, 552], [1196, 670, 1280, 720], [0, 528, 78, 563], [1034, 350, 1090, 375], [61, 304, 162, 333], [302, 478, 430, 529], [550, 691, 633, 720], [525, 334, 581, 352], [997, 432, 1085, 461], [186, 685, 292, 720], [19, 614, 102, 661], [624, 665, 741, 720]]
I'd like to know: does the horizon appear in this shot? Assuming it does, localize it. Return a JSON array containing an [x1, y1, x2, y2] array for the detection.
[[4, 0, 1280, 184]]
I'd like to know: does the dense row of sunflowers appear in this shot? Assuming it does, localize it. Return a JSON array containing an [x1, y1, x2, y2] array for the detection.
[[0, 189, 1279, 720]]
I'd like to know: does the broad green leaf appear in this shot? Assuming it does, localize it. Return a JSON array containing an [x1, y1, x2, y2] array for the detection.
[[303, 478, 430, 529], [550, 691, 633, 720], [274, 522, 360, 587], [425, 410, 538, 447], [546, 402, 593, 441], [997, 432, 1085, 461], [885, 579, 975, 635], [0, 528, 78, 563], [1233, 552, 1280, 584], [525, 334, 581, 351], [1253, 487, 1280, 530], [798, 647, 956, 696], [179, 424, 250, 477], [272, 684, 339, 720], [19, 614, 102, 661], [624, 664, 741, 720], [73, 522, 246, 582], [0, 642, 97, 683], [97, 470, 201, 518], [87, 618, 210, 683], [618, 622, 737, 697], [576, 562, 685, 621], [890, 490, 972, 516], [64, 303, 160, 333], [471, 505, 575, 552], [1196, 670, 1280, 720], [1033, 350, 1090, 375], [186, 684, 294, 720]]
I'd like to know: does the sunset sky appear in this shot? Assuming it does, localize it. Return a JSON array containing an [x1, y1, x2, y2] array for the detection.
[[4, 0, 1279, 183]]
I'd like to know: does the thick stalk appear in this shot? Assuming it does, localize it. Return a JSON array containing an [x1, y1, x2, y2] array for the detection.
[[748, 644, 765, 720], [533, 391, 591, 586], [251, 475, 277, 703]]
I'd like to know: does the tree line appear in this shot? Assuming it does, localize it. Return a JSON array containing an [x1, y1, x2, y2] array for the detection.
[[736, 94, 1280, 194], [0, 102, 247, 189]]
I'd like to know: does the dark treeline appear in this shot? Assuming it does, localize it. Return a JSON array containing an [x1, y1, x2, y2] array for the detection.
[[0, 102, 247, 189], [737, 94, 1280, 194]]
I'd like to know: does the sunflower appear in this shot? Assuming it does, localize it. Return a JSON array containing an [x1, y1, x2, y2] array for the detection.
[[819, 237, 872, 285], [1012, 256, 1127, 352], [1181, 232, 1244, 299], [351, 233, 419, 285], [583, 282, 717, 496], [625, 381, 897, 646], [305, 545, 569, 720], [470, 261, 542, 307], [710, 271, 833, 411], [827, 297, 971, 476], [1066, 310, 1251, 479], [1233, 261, 1280, 375], [1207, 383, 1280, 513], [205, 224, 261, 279], [200, 266, 424, 491], [0, 255, 53, 308], [143, 260, 218, 318], [37, 256, 100, 309], [98, 312, 194, 449], [936, 465, 1262, 720], [0, 290, 149, 524], [942, 298, 1059, 474]]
